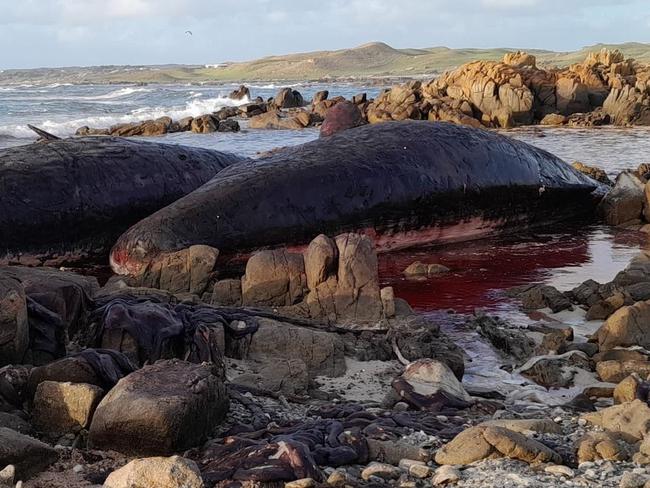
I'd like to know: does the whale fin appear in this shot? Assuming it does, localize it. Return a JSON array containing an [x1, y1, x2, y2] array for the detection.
[[27, 125, 61, 141]]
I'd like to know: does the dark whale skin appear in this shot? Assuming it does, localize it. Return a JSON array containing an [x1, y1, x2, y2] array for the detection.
[[110, 121, 600, 275], [0, 137, 245, 266]]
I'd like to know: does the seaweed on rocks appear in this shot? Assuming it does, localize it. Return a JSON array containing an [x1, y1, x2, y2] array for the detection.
[[472, 314, 535, 363], [71, 349, 136, 389], [192, 400, 464, 485]]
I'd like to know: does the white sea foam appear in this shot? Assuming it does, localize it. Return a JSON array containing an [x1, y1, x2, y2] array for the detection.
[[0, 94, 250, 138], [0, 87, 152, 102], [248, 83, 302, 90], [90, 87, 152, 99], [44, 83, 74, 88]]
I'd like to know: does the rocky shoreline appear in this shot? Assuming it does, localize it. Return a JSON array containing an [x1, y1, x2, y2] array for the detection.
[[72, 47, 650, 139], [5, 55, 650, 487], [3, 200, 650, 488]]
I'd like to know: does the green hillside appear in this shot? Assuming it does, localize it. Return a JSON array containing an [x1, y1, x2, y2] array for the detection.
[[2, 41, 650, 84]]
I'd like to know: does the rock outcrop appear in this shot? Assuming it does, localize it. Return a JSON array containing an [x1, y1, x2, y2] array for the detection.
[[403, 262, 450, 279], [245, 318, 346, 378], [603, 83, 650, 125], [435, 425, 561, 465], [77, 113, 241, 138], [597, 172, 645, 225], [249, 109, 316, 130], [302, 234, 386, 325], [571, 161, 613, 185], [581, 399, 650, 442], [613, 374, 644, 403], [433, 60, 535, 126], [365, 48, 650, 128], [123, 245, 219, 296], [224, 233, 393, 326], [229, 85, 250, 101], [273, 87, 305, 108], [597, 360, 650, 383], [577, 432, 630, 463], [241, 249, 307, 306], [596, 300, 650, 350], [320, 101, 366, 137]]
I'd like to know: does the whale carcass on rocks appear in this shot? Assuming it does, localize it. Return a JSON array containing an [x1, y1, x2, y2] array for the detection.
[[0, 137, 244, 266], [110, 121, 601, 276]]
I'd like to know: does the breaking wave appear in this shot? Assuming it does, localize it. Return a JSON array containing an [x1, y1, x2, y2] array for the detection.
[[88, 87, 152, 99], [0, 94, 250, 138]]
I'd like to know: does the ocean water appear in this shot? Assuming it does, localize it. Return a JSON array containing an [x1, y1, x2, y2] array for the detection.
[[0, 82, 380, 151], [3, 82, 650, 166]]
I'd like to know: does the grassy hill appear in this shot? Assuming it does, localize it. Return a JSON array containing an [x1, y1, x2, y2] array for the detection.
[[3, 41, 650, 85]]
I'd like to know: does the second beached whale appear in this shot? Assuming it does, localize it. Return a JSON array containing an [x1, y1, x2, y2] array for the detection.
[[0, 136, 244, 266]]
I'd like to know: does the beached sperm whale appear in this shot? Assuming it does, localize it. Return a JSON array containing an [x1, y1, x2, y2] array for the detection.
[[0, 136, 245, 266], [110, 121, 601, 276]]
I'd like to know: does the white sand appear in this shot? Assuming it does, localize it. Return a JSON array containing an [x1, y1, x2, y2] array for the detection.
[[314, 358, 403, 404]]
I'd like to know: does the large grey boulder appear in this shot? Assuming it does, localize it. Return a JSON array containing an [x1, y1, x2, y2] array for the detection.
[[274, 87, 305, 108], [614, 252, 650, 287], [597, 172, 645, 226], [596, 300, 650, 351], [247, 318, 345, 378], [89, 359, 227, 455], [392, 359, 471, 410]]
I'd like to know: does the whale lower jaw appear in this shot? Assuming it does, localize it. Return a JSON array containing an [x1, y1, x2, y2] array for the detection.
[[365, 216, 503, 253], [114, 212, 571, 276]]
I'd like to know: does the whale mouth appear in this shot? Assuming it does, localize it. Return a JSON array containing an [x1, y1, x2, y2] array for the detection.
[[109, 238, 156, 276], [109, 246, 137, 276]]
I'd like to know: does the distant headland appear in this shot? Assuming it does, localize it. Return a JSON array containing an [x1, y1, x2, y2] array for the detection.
[[3, 41, 650, 84]]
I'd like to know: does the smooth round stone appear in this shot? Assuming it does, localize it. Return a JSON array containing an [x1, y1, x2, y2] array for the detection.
[[545, 465, 575, 478]]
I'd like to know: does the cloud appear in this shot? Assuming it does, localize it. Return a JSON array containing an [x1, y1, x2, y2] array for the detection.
[[58, 0, 155, 22], [56, 26, 91, 43], [1, 0, 649, 68], [481, 0, 538, 8]]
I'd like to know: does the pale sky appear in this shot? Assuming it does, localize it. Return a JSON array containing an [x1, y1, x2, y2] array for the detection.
[[1, 0, 649, 69]]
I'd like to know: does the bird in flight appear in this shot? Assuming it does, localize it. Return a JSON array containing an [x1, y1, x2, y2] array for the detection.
[[185, 30, 193, 36]]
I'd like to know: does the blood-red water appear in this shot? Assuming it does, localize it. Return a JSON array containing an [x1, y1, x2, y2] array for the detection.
[[378, 225, 649, 314]]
